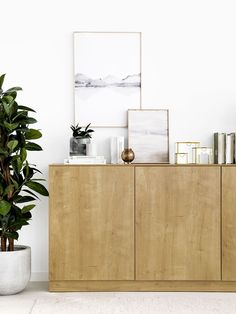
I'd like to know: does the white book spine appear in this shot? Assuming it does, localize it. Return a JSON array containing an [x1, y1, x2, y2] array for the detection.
[[226, 133, 235, 164], [219, 134, 225, 164], [110, 137, 124, 164]]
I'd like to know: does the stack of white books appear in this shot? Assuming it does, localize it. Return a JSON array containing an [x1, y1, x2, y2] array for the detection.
[[64, 156, 106, 165], [214, 132, 235, 164]]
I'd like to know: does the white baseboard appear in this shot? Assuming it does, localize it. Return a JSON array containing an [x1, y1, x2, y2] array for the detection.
[[30, 272, 48, 281]]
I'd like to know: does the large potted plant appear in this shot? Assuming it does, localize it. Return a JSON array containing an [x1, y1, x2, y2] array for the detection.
[[0, 74, 49, 295]]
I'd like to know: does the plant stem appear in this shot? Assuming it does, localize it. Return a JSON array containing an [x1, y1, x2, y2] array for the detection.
[[1, 236, 7, 251], [8, 238, 14, 251]]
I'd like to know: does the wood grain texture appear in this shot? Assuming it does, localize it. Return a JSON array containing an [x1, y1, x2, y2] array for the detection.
[[49, 280, 236, 292], [49, 166, 134, 281], [222, 167, 236, 280], [136, 166, 221, 280]]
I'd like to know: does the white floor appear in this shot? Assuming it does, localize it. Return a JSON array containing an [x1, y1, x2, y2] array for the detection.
[[1, 282, 236, 314]]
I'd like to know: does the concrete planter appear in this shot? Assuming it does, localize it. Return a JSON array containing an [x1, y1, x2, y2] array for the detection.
[[70, 137, 90, 156], [0, 245, 31, 295]]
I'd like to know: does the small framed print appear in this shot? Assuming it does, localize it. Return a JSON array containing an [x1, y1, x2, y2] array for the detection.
[[128, 109, 169, 163], [74, 32, 141, 127]]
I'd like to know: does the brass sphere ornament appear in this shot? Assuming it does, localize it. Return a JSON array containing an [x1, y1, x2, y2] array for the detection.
[[121, 148, 135, 164]]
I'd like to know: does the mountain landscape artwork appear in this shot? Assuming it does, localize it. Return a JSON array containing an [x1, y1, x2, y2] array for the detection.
[[74, 32, 141, 127], [75, 73, 141, 88]]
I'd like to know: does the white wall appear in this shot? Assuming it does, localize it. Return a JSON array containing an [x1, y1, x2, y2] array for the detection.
[[1, 0, 236, 280]]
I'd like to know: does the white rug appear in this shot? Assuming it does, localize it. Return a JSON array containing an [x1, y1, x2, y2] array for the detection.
[[30, 293, 236, 314], [1, 283, 236, 314]]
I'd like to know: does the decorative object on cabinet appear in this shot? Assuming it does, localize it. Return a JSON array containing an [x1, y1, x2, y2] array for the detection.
[[0, 74, 49, 295], [175, 141, 200, 164], [64, 155, 106, 164], [74, 32, 141, 127], [86, 141, 97, 157], [226, 133, 235, 164], [192, 147, 213, 164], [121, 148, 135, 164], [70, 123, 94, 156], [110, 137, 124, 164], [175, 153, 188, 164], [214, 133, 226, 164], [128, 109, 169, 163]]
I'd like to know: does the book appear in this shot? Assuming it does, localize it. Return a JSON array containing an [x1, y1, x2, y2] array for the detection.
[[226, 133, 235, 164], [214, 133, 226, 164], [64, 156, 106, 165], [110, 137, 124, 164]]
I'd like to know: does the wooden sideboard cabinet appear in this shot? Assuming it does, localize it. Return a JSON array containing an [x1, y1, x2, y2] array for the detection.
[[49, 164, 236, 292]]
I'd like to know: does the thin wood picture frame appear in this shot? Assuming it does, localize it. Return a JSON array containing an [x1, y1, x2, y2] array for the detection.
[[73, 32, 142, 128]]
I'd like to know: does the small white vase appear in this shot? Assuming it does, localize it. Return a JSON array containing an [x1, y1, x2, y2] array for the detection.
[[0, 245, 31, 295]]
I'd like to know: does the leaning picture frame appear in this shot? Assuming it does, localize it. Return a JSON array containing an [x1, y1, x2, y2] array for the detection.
[[128, 109, 169, 163], [74, 32, 142, 128]]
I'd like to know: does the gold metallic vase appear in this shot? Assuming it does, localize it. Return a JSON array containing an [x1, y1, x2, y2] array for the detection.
[[121, 148, 135, 164]]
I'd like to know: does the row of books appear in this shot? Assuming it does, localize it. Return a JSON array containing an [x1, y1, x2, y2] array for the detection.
[[214, 133, 236, 164], [64, 155, 106, 165]]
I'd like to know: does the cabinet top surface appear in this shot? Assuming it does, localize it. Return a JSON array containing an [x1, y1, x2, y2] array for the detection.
[[49, 163, 236, 167]]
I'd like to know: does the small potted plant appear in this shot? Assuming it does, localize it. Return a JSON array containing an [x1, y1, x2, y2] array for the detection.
[[0, 74, 49, 295], [70, 123, 94, 156]]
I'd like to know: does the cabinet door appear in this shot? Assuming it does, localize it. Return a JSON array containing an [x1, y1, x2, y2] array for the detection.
[[222, 167, 236, 280], [136, 166, 221, 280], [50, 166, 134, 281]]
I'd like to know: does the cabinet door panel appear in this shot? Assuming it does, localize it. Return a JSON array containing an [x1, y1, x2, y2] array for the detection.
[[136, 167, 221, 280], [50, 166, 134, 281], [222, 167, 236, 280]]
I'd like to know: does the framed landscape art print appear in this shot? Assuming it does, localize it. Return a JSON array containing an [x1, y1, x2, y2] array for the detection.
[[128, 109, 169, 163], [74, 32, 141, 127]]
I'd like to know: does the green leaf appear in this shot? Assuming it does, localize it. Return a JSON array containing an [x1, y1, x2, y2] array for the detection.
[[25, 129, 42, 140], [3, 101, 17, 117], [18, 105, 36, 112], [15, 195, 36, 203], [25, 181, 49, 196], [12, 156, 22, 174], [4, 231, 19, 240], [0, 74, 6, 89], [30, 167, 42, 174], [24, 161, 29, 178], [8, 220, 29, 230], [21, 204, 35, 213], [20, 147, 27, 161], [22, 211, 32, 219], [3, 121, 19, 132], [25, 142, 42, 151], [17, 117, 37, 125], [5, 87, 22, 93], [12, 110, 28, 122], [0, 200, 11, 216], [10, 177, 19, 190], [3, 95, 14, 103], [22, 189, 39, 199], [7, 140, 18, 152], [5, 91, 17, 100], [24, 117, 37, 124]]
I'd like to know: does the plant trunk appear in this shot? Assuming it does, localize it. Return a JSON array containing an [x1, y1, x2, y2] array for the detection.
[[1, 236, 7, 251], [8, 238, 14, 251]]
